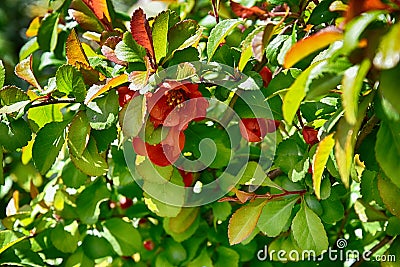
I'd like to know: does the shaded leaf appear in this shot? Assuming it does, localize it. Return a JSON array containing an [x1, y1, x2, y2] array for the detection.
[[14, 55, 42, 90], [230, 1, 266, 19], [32, 120, 69, 174], [0, 119, 32, 151], [207, 19, 241, 61], [37, 13, 59, 52], [313, 133, 335, 199], [345, 0, 389, 22], [379, 63, 400, 114], [62, 161, 88, 189], [68, 111, 90, 157], [76, 178, 110, 224], [291, 202, 329, 255], [121, 94, 146, 138], [228, 199, 266, 245], [378, 173, 400, 219], [375, 121, 400, 188], [50, 224, 79, 253], [70, 138, 108, 176], [169, 208, 199, 234], [284, 27, 343, 68]]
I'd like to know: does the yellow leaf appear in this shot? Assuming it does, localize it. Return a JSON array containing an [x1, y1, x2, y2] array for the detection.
[[84, 74, 128, 104], [313, 133, 335, 199], [284, 28, 343, 68], [66, 29, 90, 67], [14, 55, 42, 91], [26, 17, 41, 37]]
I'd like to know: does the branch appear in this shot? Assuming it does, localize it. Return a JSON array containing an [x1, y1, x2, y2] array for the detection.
[[267, 168, 283, 180], [219, 92, 240, 127], [351, 235, 395, 267], [29, 98, 78, 109]]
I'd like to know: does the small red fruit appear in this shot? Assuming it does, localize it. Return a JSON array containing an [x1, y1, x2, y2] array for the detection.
[[143, 240, 155, 251], [302, 126, 319, 145], [117, 86, 137, 107], [239, 118, 279, 142], [259, 66, 273, 88], [119, 196, 133, 209], [178, 170, 194, 187]]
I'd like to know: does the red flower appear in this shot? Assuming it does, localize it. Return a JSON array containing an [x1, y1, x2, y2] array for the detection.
[[147, 81, 209, 129], [259, 66, 272, 88], [132, 127, 185, 166], [117, 86, 138, 107], [302, 126, 319, 145], [178, 169, 194, 187], [239, 118, 280, 142]]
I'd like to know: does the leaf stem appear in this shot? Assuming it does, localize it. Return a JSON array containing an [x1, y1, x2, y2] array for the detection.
[[355, 114, 379, 151]]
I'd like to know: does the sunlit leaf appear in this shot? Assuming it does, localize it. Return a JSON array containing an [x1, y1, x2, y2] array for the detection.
[[81, 0, 111, 27], [56, 64, 86, 102], [284, 27, 343, 68], [342, 59, 371, 124], [238, 27, 263, 71], [167, 20, 202, 61], [70, 138, 108, 176], [26, 16, 41, 38], [292, 201, 328, 255], [374, 22, 400, 69], [66, 29, 90, 67], [312, 133, 335, 199], [228, 199, 266, 245], [15, 55, 42, 91], [152, 10, 180, 62], [207, 19, 241, 61], [114, 32, 146, 63], [37, 12, 59, 52], [84, 74, 128, 104], [86, 90, 119, 130], [69, 0, 105, 32]]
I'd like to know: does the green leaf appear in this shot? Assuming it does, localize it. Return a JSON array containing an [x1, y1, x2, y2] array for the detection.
[[375, 121, 400, 188], [258, 197, 298, 237], [320, 199, 344, 223], [50, 224, 79, 253], [274, 138, 304, 174], [163, 213, 200, 242], [91, 125, 117, 152], [121, 94, 146, 138], [0, 230, 28, 254], [144, 195, 182, 217], [238, 27, 263, 71], [19, 37, 39, 61], [82, 235, 115, 259], [56, 64, 86, 102], [378, 173, 400, 219], [228, 199, 266, 245], [291, 201, 328, 255], [387, 216, 400, 236], [0, 86, 29, 107], [86, 90, 118, 130], [308, 0, 337, 25], [335, 93, 373, 187], [207, 19, 241, 61], [0, 60, 5, 88], [76, 178, 110, 224], [342, 11, 385, 54], [289, 155, 309, 182], [68, 111, 90, 157], [188, 248, 213, 267], [70, 138, 108, 176], [27, 104, 63, 128], [32, 120, 68, 174], [211, 201, 232, 222], [62, 161, 88, 188], [283, 61, 322, 124], [215, 246, 240, 267], [65, 248, 94, 267], [102, 218, 142, 256], [114, 32, 146, 63], [342, 59, 371, 124], [379, 63, 400, 114], [164, 238, 187, 265], [0, 119, 32, 151], [152, 10, 180, 62], [0, 146, 3, 185], [313, 133, 335, 199], [37, 12, 59, 52], [360, 170, 383, 206], [167, 19, 202, 60], [169, 208, 199, 234], [374, 22, 400, 69], [136, 157, 174, 184]]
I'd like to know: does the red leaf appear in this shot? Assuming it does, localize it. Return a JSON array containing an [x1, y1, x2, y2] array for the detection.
[[130, 8, 155, 64], [230, 1, 266, 19], [82, 0, 112, 30], [345, 0, 391, 22]]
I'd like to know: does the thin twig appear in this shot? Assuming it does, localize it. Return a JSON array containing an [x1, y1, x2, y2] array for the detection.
[[355, 115, 380, 151], [351, 235, 395, 267], [29, 98, 77, 109]]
